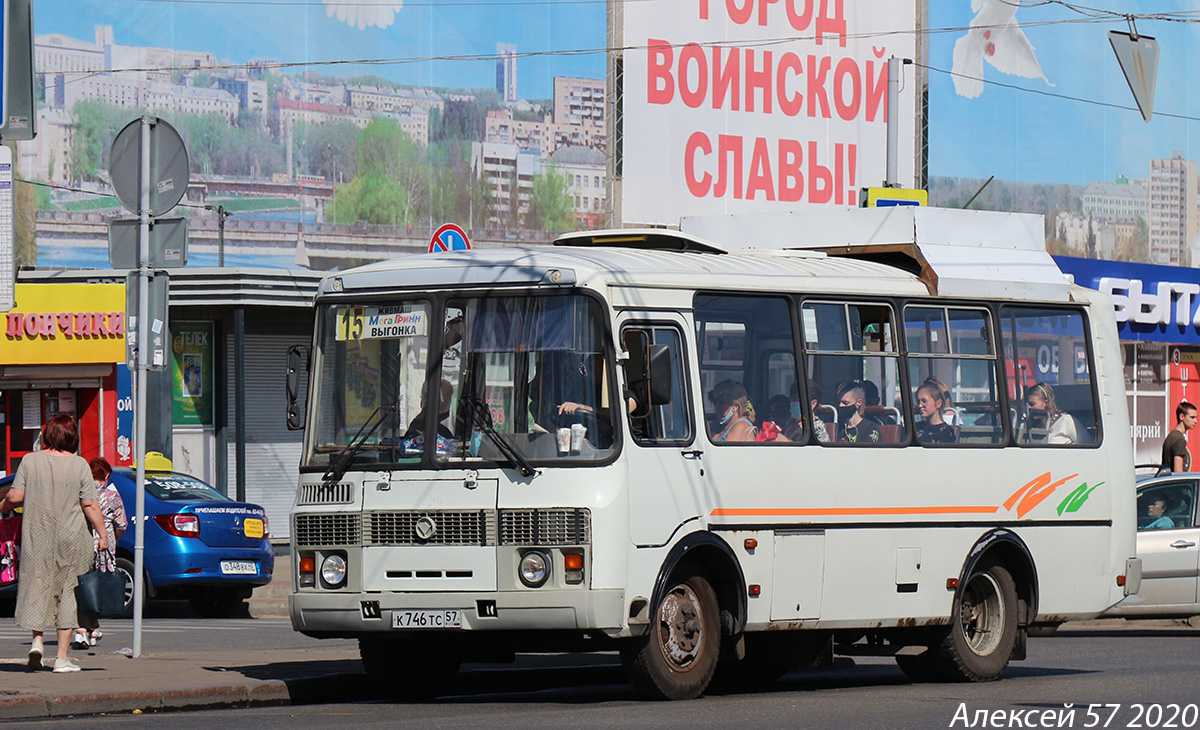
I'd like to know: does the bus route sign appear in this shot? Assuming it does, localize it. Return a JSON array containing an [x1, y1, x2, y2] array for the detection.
[[429, 223, 471, 253]]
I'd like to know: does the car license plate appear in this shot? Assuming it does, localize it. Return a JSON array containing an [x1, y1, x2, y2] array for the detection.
[[392, 610, 461, 629], [220, 560, 258, 575], [243, 518, 264, 539]]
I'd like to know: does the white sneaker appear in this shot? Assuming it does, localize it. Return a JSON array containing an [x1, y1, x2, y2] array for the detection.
[[89, 630, 101, 647], [27, 637, 43, 671], [70, 632, 89, 650], [52, 657, 81, 673]]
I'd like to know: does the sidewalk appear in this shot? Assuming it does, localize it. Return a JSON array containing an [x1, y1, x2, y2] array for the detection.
[[0, 644, 369, 719]]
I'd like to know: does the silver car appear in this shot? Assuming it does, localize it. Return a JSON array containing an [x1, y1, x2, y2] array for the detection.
[[1106, 473, 1200, 619]]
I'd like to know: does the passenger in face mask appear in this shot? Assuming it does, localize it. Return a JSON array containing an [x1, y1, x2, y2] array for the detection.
[[709, 380, 757, 442], [835, 380, 881, 444], [765, 395, 804, 442]]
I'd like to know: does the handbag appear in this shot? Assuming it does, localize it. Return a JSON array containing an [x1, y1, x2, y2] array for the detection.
[[76, 549, 126, 619], [0, 513, 21, 588]]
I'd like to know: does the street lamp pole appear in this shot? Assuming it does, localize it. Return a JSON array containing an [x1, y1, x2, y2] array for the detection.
[[217, 205, 230, 267]]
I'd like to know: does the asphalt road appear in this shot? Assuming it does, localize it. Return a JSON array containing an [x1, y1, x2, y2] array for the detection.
[[14, 620, 1200, 729]]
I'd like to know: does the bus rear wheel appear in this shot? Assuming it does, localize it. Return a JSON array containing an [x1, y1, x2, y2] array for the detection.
[[621, 572, 720, 700], [921, 563, 1018, 682], [359, 634, 461, 701]]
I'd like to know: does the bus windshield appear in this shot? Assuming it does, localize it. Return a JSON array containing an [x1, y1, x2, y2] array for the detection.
[[305, 299, 434, 470], [304, 293, 618, 472], [438, 293, 618, 467]]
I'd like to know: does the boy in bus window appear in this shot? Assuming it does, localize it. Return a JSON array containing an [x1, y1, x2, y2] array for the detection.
[[836, 381, 881, 444], [915, 382, 956, 445]]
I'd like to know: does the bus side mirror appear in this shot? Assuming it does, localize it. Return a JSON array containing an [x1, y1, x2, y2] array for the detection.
[[286, 345, 307, 431], [646, 344, 673, 406]]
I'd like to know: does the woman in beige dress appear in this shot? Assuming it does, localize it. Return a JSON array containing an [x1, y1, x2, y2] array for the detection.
[[0, 415, 108, 673]]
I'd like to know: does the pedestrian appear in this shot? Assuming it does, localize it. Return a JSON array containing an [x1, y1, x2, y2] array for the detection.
[[72, 457, 127, 650], [1161, 401, 1198, 475], [0, 415, 109, 673]]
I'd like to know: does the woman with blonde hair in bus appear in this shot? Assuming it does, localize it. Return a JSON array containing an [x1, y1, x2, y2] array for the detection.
[[709, 380, 757, 442], [1025, 382, 1080, 445], [915, 382, 956, 444], [923, 376, 957, 426]]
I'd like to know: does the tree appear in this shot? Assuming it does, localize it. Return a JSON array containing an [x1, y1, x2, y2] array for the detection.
[[1085, 214, 1096, 259], [529, 165, 576, 233], [332, 173, 407, 225], [13, 167, 37, 267]]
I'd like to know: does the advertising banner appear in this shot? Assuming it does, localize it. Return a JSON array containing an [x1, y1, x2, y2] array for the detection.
[[1, 284, 125, 364], [172, 321, 214, 426], [621, 0, 919, 225]]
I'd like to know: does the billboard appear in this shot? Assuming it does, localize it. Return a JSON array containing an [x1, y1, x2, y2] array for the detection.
[[619, 0, 919, 225]]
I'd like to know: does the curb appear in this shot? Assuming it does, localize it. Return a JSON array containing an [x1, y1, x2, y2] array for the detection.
[[0, 673, 364, 720]]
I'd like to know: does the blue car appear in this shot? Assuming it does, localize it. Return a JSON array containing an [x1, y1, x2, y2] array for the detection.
[[0, 465, 274, 618]]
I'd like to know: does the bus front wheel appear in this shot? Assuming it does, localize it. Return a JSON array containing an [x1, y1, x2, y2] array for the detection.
[[923, 563, 1019, 682], [621, 571, 721, 700]]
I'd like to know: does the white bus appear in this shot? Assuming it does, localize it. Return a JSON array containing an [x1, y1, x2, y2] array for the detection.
[[288, 208, 1140, 700]]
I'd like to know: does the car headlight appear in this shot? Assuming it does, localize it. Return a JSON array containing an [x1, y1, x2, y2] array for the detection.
[[519, 550, 550, 587], [320, 554, 347, 587]]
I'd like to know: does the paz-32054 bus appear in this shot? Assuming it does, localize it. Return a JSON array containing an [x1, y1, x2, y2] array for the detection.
[[288, 207, 1140, 700]]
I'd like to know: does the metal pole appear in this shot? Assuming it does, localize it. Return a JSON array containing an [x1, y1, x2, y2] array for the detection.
[[235, 306, 246, 503], [133, 116, 152, 658], [886, 56, 900, 187], [218, 205, 227, 267]]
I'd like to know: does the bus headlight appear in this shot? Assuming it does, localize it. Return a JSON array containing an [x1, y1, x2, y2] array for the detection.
[[321, 554, 347, 587], [519, 550, 550, 587]]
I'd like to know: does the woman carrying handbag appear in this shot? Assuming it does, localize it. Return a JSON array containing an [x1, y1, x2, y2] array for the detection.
[[0, 415, 109, 673], [72, 457, 127, 649]]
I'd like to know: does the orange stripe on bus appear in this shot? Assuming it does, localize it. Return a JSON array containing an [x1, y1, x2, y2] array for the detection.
[[710, 506, 1001, 517]]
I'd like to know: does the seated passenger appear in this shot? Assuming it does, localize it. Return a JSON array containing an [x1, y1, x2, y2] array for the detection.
[[1145, 497, 1175, 530], [923, 376, 957, 426], [764, 394, 803, 442], [399, 380, 454, 454], [914, 382, 957, 444], [835, 380, 881, 444], [1026, 382, 1079, 445], [709, 380, 757, 442]]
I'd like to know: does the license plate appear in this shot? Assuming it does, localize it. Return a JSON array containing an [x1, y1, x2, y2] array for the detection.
[[392, 610, 462, 629], [243, 518, 264, 539], [220, 560, 258, 575]]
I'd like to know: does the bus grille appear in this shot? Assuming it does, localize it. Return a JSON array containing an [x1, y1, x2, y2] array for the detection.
[[297, 482, 355, 505], [364, 510, 497, 546], [294, 513, 362, 547], [499, 508, 591, 546]]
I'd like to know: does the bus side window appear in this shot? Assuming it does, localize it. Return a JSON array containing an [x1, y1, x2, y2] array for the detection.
[[695, 294, 802, 445], [904, 306, 1003, 446], [622, 325, 691, 444], [1000, 306, 1099, 447], [802, 300, 903, 445]]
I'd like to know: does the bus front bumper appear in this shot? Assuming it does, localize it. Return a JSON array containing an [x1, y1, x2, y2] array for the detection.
[[290, 588, 626, 636]]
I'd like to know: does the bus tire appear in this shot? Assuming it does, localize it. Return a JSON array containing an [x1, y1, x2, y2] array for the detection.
[[621, 571, 720, 700], [359, 635, 461, 701], [931, 562, 1019, 682]]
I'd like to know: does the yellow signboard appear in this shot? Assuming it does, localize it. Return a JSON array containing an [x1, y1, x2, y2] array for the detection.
[[859, 187, 929, 208], [2, 284, 126, 364]]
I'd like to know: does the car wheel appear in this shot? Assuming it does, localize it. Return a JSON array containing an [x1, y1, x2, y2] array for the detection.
[[620, 571, 721, 700], [189, 588, 247, 619], [114, 557, 139, 618]]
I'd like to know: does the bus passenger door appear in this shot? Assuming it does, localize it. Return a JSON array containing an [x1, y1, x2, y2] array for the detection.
[[620, 317, 707, 546]]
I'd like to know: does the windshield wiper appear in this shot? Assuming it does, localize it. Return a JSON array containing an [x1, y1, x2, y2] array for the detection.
[[461, 393, 538, 478], [323, 404, 399, 484]]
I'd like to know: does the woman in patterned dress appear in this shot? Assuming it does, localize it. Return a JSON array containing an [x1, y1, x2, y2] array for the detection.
[[0, 415, 109, 673], [72, 457, 127, 649]]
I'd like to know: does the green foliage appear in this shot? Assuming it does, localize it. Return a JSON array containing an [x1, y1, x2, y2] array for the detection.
[[433, 93, 502, 143], [293, 120, 359, 182], [13, 168, 37, 267], [333, 173, 407, 225], [529, 165, 577, 233]]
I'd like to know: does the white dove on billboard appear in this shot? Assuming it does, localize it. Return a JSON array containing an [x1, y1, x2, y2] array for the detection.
[[337, 306, 427, 340]]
